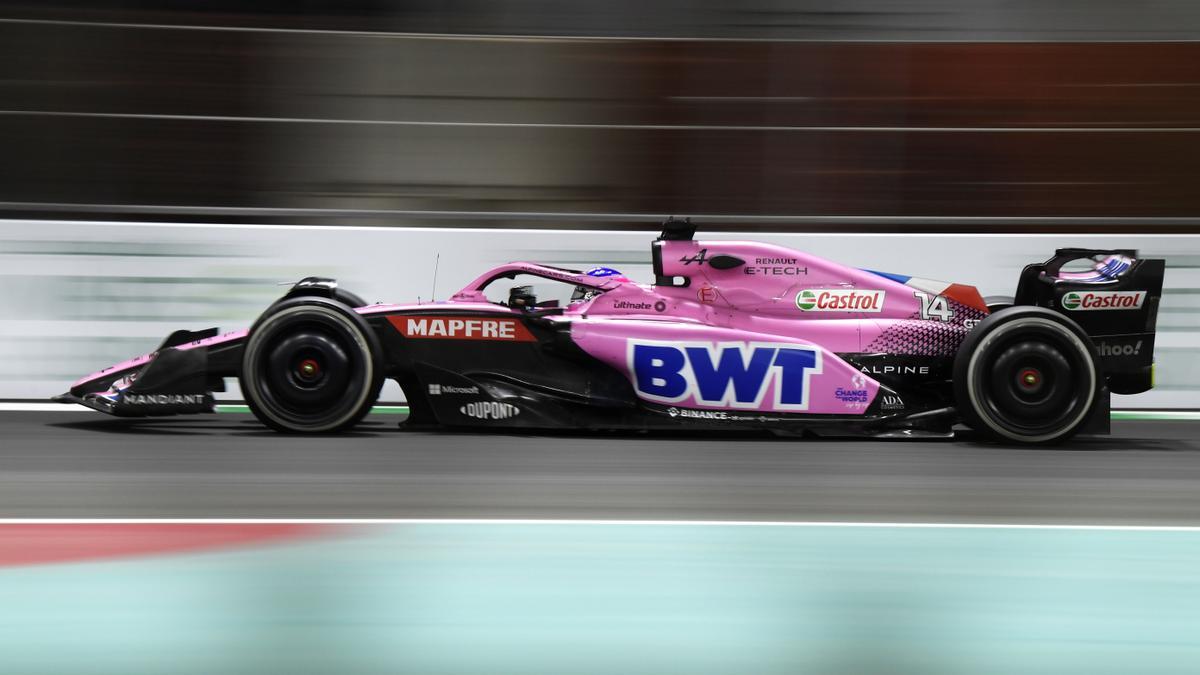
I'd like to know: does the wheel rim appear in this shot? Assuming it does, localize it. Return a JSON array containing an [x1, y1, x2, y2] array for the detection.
[[968, 318, 1096, 441], [262, 329, 354, 414]]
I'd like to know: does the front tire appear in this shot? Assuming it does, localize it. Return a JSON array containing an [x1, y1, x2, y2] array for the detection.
[[240, 297, 383, 433], [332, 288, 368, 308], [953, 306, 1101, 444]]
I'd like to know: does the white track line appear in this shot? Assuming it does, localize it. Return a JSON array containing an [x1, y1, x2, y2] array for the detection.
[[0, 518, 1198, 531], [4, 109, 1199, 133], [2, 16, 1197, 44], [2, 403, 88, 412], [5, 218, 1198, 236], [5, 203, 1200, 227]]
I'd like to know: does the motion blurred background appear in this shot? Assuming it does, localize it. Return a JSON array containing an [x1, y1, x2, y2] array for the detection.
[[5, 0, 1200, 221], [5, 6, 1200, 673], [1, 0, 1199, 402]]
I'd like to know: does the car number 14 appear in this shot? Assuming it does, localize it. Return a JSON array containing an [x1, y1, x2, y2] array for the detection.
[[913, 291, 954, 322]]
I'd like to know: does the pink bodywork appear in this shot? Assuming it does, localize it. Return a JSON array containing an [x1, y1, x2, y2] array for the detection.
[[445, 240, 987, 416], [73, 240, 987, 417]]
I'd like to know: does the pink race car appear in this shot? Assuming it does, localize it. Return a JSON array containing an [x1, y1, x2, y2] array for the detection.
[[57, 219, 1163, 444]]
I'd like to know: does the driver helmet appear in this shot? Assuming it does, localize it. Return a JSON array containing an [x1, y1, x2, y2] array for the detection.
[[571, 266, 630, 303], [584, 266, 631, 283]]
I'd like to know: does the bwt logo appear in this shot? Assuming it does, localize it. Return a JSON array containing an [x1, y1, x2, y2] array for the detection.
[[629, 341, 823, 410]]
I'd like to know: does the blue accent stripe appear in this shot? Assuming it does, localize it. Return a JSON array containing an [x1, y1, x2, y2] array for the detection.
[[862, 269, 912, 284], [1070, 256, 1133, 283]]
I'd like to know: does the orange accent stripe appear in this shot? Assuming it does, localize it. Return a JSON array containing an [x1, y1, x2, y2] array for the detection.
[[943, 283, 990, 312]]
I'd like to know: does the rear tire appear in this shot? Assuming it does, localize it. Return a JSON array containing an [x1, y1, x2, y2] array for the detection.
[[240, 297, 383, 433], [953, 306, 1101, 444], [983, 295, 1014, 313]]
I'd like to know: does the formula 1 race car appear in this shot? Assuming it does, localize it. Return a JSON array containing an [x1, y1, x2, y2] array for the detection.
[[56, 219, 1164, 444]]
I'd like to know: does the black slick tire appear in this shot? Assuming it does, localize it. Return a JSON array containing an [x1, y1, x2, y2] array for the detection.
[[953, 306, 1101, 445], [240, 297, 383, 433]]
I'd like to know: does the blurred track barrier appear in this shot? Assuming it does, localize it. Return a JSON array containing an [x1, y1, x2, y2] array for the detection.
[[2, 521, 1200, 674], [4, 26, 1200, 221], [1, 219, 1196, 407]]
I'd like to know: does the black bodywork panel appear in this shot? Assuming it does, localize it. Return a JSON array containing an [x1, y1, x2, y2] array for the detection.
[[1015, 249, 1164, 394]]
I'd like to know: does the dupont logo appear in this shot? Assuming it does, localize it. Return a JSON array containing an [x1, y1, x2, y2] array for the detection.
[[460, 401, 520, 420], [795, 289, 885, 312], [388, 315, 535, 341], [1097, 340, 1143, 357], [1061, 291, 1145, 311]]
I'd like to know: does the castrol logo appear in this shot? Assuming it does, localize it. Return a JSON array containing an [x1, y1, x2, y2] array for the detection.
[[387, 315, 536, 341], [795, 288, 885, 313], [1061, 291, 1145, 311]]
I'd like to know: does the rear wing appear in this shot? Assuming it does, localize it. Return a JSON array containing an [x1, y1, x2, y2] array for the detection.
[[1015, 248, 1165, 394]]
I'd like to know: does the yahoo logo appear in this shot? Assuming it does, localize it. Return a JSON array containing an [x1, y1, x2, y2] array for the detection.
[[629, 341, 822, 410]]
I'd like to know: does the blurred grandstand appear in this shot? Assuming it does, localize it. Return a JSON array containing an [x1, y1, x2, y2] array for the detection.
[[1, 0, 1199, 230]]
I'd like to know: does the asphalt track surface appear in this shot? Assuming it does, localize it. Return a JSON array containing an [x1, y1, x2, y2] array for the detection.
[[3, 411, 1200, 523]]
